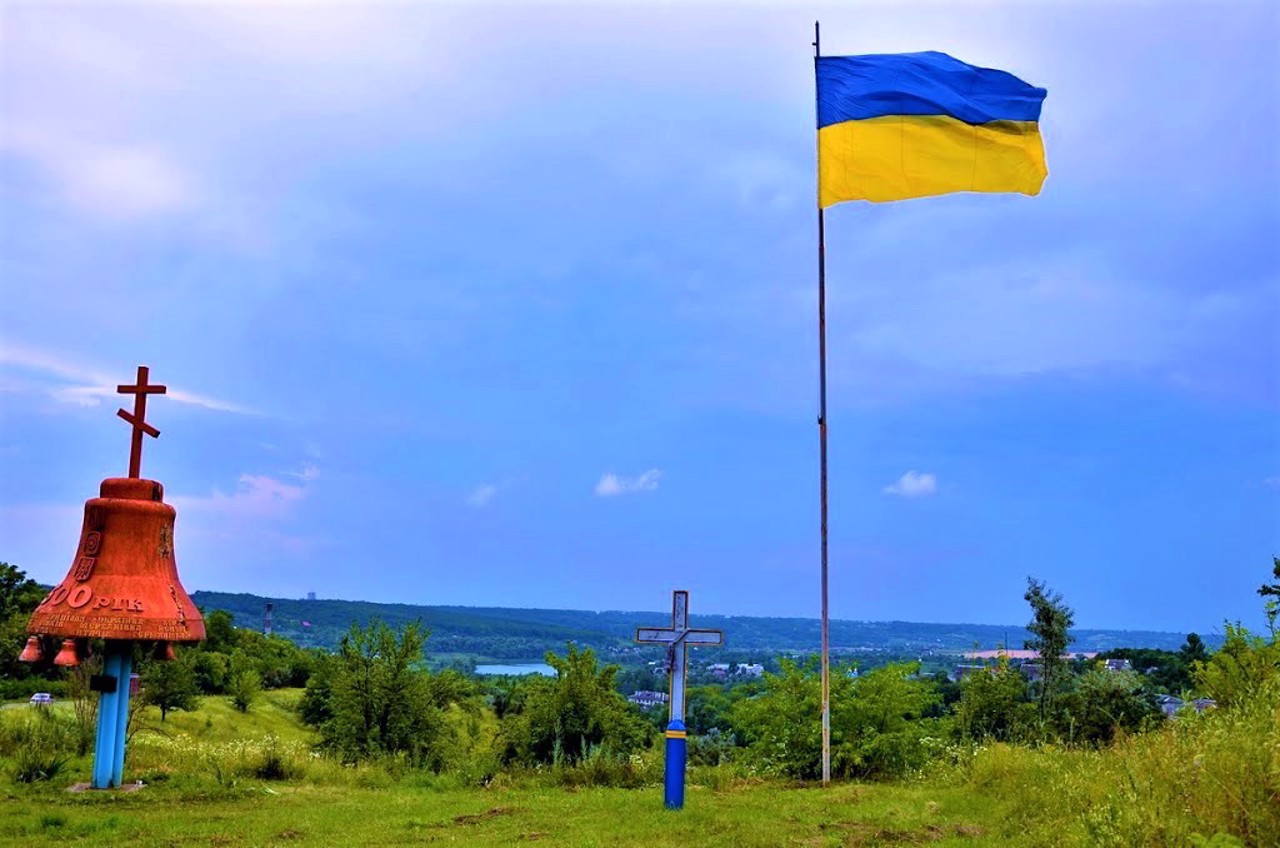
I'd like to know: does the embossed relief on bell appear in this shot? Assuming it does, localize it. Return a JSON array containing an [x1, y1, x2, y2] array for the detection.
[[74, 556, 97, 582]]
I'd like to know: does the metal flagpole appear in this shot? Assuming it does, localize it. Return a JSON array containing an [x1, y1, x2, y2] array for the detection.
[[813, 19, 831, 788]]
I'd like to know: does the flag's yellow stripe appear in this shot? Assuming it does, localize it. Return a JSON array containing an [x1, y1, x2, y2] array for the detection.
[[818, 114, 1047, 206]]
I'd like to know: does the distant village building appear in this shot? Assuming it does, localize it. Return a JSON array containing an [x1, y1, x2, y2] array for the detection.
[[1104, 658, 1133, 673], [628, 690, 670, 710], [735, 663, 764, 677], [949, 664, 988, 682], [963, 649, 1098, 661], [1155, 694, 1217, 718], [707, 663, 731, 679]]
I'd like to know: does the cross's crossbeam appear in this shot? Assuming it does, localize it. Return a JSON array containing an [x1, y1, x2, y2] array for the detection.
[[636, 628, 723, 645]]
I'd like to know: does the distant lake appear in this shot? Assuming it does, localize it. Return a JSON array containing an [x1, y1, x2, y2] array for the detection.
[[474, 663, 556, 677]]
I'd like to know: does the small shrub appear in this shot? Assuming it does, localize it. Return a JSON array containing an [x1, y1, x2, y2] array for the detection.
[[39, 814, 67, 830], [4, 710, 73, 784]]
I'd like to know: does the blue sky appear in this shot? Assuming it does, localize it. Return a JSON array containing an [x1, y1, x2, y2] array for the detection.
[[1, 2, 1276, 635]]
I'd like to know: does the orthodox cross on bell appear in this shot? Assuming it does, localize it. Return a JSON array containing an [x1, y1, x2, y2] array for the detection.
[[636, 589, 723, 724], [116, 365, 167, 479]]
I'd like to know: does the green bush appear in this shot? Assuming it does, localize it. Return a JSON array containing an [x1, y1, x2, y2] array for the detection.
[[3, 711, 73, 784], [500, 644, 651, 767], [732, 659, 941, 781], [0, 678, 69, 700]]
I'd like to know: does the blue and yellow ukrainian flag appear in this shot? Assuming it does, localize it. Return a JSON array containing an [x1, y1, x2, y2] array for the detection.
[[816, 51, 1047, 206]]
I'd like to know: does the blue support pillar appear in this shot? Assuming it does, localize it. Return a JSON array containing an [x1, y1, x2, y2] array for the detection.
[[91, 642, 133, 789], [663, 718, 687, 810]]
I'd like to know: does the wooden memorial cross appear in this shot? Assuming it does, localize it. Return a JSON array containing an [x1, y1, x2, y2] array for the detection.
[[116, 365, 167, 478], [636, 589, 723, 723]]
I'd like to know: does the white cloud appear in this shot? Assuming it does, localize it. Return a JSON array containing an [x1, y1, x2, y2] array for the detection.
[[467, 483, 499, 507], [171, 472, 308, 524], [3, 122, 199, 221], [595, 469, 662, 498], [883, 471, 938, 498], [0, 342, 255, 415], [288, 463, 321, 482], [1263, 477, 1280, 490]]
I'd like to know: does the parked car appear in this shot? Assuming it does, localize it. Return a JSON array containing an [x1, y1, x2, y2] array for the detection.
[[29, 693, 53, 706]]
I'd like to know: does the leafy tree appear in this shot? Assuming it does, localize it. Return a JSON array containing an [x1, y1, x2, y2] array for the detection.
[[1096, 646, 1195, 694], [1059, 667, 1159, 745], [1258, 556, 1280, 637], [0, 562, 48, 682], [483, 675, 527, 721], [227, 652, 261, 713], [0, 562, 44, 620], [686, 684, 733, 735], [501, 643, 650, 766], [1257, 556, 1280, 600], [190, 650, 229, 694], [1024, 577, 1074, 722], [298, 654, 336, 727], [321, 619, 444, 766], [838, 662, 942, 778], [954, 659, 1033, 743], [1194, 560, 1280, 710], [140, 653, 200, 721], [1179, 633, 1210, 668], [1194, 622, 1279, 709], [202, 609, 239, 653], [731, 658, 939, 780]]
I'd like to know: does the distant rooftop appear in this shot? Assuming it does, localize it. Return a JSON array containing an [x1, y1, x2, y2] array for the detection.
[[964, 649, 1099, 660]]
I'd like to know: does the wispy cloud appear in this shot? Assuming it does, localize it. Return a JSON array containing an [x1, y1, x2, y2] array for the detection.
[[595, 469, 662, 498], [173, 473, 306, 522], [6, 130, 198, 221], [883, 471, 938, 498], [287, 463, 321, 482], [467, 477, 520, 507], [0, 343, 256, 415], [1263, 476, 1280, 490]]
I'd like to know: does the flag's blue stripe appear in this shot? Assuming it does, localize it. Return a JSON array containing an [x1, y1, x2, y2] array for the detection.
[[817, 52, 1046, 128]]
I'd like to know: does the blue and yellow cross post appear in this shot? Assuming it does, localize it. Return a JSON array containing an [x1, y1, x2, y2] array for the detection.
[[636, 590, 723, 810]]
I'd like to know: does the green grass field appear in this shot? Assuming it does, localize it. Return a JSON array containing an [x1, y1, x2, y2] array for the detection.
[[0, 687, 1273, 847], [1, 781, 1014, 847]]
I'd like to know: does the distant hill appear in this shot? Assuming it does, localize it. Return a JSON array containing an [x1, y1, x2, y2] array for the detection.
[[190, 590, 1213, 663]]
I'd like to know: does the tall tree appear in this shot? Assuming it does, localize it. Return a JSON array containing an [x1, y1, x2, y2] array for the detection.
[[1024, 577, 1074, 722], [1179, 633, 1209, 668], [1258, 557, 1280, 637], [1257, 556, 1280, 600]]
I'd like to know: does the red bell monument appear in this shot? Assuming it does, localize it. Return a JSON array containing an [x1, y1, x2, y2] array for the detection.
[[22, 365, 204, 789], [26, 366, 205, 651]]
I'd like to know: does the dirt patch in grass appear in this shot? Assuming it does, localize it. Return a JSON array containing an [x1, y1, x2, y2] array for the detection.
[[453, 806, 518, 825]]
